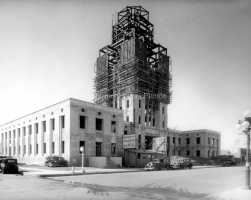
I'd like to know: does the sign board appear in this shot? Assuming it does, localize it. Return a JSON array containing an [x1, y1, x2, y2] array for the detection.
[[153, 137, 166, 152], [145, 128, 158, 135], [122, 134, 136, 149]]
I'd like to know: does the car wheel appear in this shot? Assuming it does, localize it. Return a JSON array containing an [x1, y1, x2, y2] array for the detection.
[[48, 162, 53, 167]]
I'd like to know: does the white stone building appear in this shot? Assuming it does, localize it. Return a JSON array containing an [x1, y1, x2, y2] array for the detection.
[[0, 98, 124, 167]]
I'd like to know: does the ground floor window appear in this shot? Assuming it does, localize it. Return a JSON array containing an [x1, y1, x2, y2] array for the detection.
[[44, 143, 46, 154], [36, 144, 38, 155], [186, 150, 190, 156], [61, 141, 65, 154], [52, 142, 55, 154], [196, 150, 200, 157]]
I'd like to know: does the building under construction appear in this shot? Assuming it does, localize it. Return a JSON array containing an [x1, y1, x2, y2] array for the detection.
[[94, 6, 172, 121], [94, 6, 173, 167]]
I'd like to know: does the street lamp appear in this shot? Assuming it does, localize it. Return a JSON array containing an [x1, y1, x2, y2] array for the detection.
[[80, 146, 85, 173], [236, 109, 251, 190]]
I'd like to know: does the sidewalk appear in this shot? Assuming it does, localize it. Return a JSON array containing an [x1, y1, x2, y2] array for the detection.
[[19, 166, 144, 177], [19, 165, 219, 178]]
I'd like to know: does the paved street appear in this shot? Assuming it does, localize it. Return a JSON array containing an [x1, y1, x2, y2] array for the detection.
[[0, 166, 250, 200]]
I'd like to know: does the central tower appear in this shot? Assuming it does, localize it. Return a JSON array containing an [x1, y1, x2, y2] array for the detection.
[[94, 6, 172, 130]]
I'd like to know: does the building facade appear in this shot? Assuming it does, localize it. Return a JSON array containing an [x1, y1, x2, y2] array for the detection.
[[0, 98, 124, 167]]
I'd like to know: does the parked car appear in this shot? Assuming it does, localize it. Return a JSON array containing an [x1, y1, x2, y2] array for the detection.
[[45, 156, 68, 167], [0, 158, 19, 174], [222, 160, 236, 167], [145, 158, 172, 171]]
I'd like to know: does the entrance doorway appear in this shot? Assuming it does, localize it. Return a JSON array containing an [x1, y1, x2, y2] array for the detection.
[[96, 142, 102, 157]]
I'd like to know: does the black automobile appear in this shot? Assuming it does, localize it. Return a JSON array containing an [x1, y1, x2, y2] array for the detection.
[[145, 158, 172, 171], [0, 158, 19, 174], [222, 160, 236, 167], [45, 156, 68, 167]]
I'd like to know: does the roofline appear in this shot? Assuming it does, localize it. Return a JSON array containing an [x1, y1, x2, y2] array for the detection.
[[0, 97, 124, 127], [0, 98, 71, 127]]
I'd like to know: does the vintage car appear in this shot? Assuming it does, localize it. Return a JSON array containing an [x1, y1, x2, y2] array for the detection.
[[45, 156, 68, 167], [145, 158, 172, 171], [222, 160, 236, 167], [0, 158, 19, 174]]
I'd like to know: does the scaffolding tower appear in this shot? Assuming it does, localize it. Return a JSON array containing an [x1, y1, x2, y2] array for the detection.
[[94, 6, 172, 110]]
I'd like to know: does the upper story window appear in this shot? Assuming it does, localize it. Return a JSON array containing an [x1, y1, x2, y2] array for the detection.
[[127, 100, 129, 108], [60, 116, 65, 129], [139, 100, 141, 108], [28, 125, 32, 135], [162, 107, 165, 114], [80, 116, 86, 129], [50, 119, 55, 131], [173, 137, 176, 145], [96, 118, 103, 131], [196, 137, 201, 144], [111, 121, 116, 133], [35, 123, 39, 134], [42, 121, 46, 132], [186, 138, 190, 145]]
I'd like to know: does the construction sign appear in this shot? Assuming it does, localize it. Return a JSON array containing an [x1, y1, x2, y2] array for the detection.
[[122, 134, 136, 149], [153, 137, 166, 152]]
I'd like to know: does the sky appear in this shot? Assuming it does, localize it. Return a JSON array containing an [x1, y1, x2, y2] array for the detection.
[[0, 0, 250, 150]]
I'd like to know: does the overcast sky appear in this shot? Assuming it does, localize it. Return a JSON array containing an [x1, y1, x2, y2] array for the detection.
[[0, 0, 250, 150]]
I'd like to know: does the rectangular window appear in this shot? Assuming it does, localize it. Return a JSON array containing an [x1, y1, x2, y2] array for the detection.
[[50, 119, 55, 131], [30, 144, 32, 154], [124, 130, 128, 135], [35, 123, 39, 134], [127, 116, 129, 122], [24, 145, 26, 154], [162, 121, 164, 128], [167, 136, 170, 144], [186, 138, 190, 144], [18, 146, 20, 155], [42, 121, 46, 132], [23, 127, 26, 136], [197, 150, 201, 157], [139, 100, 141, 108], [80, 116, 86, 129], [127, 100, 129, 108], [14, 146, 16, 154], [61, 141, 65, 154], [138, 116, 141, 124], [162, 107, 165, 114], [178, 138, 181, 145], [111, 143, 116, 154], [18, 128, 20, 137], [52, 142, 55, 154], [44, 143, 46, 154], [212, 138, 215, 145], [197, 137, 201, 144], [79, 141, 85, 154], [178, 150, 181, 156], [96, 118, 103, 131], [186, 150, 190, 156], [216, 139, 219, 146], [111, 121, 116, 133], [153, 118, 155, 127], [14, 130, 16, 138], [29, 125, 32, 135], [60, 116, 65, 129], [36, 144, 38, 154], [208, 137, 210, 145], [173, 137, 176, 145]]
